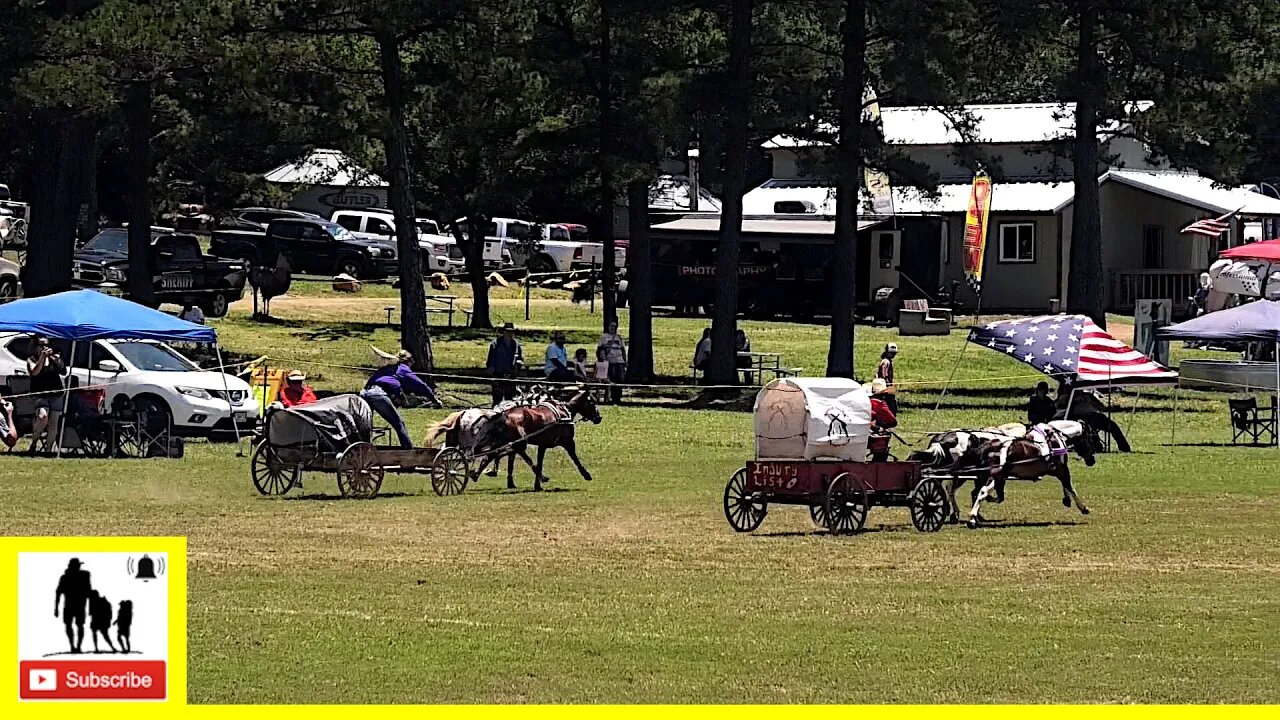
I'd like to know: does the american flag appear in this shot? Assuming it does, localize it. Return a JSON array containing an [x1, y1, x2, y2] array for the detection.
[[967, 314, 1178, 387], [1181, 207, 1241, 238]]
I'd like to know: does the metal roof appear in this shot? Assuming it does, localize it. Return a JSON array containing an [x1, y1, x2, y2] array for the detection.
[[742, 180, 1074, 216], [1079, 170, 1280, 216], [649, 174, 722, 212], [263, 149, 387, 187], [650, 217, 886, 235], [764, 101, 1152, 148]]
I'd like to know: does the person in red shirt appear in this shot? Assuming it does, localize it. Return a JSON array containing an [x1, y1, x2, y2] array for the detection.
[[868, 378, 898, 462], [279, 370, 317, 408]]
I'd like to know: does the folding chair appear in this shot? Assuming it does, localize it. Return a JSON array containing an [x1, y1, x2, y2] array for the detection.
[[1228, 397, 1276, 445]]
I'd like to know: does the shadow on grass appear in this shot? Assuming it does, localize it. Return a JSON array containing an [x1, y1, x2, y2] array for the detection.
[[963, 519, 1085, 530], [1159, 442, 1259, 448], [277, 491, 418, 501]]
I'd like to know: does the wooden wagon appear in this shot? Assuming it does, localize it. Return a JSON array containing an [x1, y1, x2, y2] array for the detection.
[[249, 394, 470, 498], [723, 377, 948, 534]]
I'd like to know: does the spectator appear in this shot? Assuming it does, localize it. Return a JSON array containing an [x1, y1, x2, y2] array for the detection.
[[570, 348, 591, 382], [179, 303, 205, 325], [1026, 381, 1056, 425], [27, 335, 66, 453], [279, 370, 318, 408], [486, 322, 524, 406], [597, 319, 627, 404], [544, 331, 577, 383], [875, 343, 898, 414], [0, 399, 17, 450], [362, 348, 440, 448], [1056, 385, 1131, 453], [693, 328, 712, 373], [735, 329, 752, 384]]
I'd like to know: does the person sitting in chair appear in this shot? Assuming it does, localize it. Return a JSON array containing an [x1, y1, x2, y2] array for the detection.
[[27, 335, 66, 453], [1056, 384, 1131, 452], [279, 370, 317, 408], [0, 399, 18, 450], [868, 382, 898, 462], [544, 331, 578, 383]]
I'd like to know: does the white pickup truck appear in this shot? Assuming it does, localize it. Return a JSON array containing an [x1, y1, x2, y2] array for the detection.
[[329, 209, 505, 274], [475, 218, 623, 274]]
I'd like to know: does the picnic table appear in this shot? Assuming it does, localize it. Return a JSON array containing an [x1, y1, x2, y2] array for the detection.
[[692, 352, 801, 385], [425, 294, 461, 326]]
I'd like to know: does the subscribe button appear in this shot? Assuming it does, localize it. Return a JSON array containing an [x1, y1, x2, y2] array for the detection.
[[19, 660, 166, 701]]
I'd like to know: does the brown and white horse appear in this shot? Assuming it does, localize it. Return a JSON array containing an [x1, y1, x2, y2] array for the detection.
[[960, 420, 1095, 528]]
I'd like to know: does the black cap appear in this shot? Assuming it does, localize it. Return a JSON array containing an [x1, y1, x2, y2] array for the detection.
[[502, 322, 515, 330]]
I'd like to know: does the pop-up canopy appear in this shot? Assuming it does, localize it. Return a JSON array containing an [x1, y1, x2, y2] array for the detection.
[[754, 377, 871, 461], [1157, 300, 1280, 343], [0, 289, 216, 343]]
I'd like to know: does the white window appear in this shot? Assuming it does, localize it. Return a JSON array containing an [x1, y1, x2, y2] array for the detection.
[[998, 223, 1035, 263]]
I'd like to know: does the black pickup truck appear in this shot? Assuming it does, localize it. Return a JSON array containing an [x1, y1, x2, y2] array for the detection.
[[210, 218, 398, 280], [72, 229, 248, 317]]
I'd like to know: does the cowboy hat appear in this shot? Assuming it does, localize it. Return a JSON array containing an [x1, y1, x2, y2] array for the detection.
[[371, 345, 398, 362], [286, 370, 306, 382], [870, 378, 888, 394]]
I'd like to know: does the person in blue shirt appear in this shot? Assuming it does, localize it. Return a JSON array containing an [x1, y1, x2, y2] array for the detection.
[[361, 349, 441, 448], [486, 322, 524, 406], [544, 331, 577, 383]]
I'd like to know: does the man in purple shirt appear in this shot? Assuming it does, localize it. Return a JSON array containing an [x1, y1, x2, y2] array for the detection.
[[361, 350, 441, 448]]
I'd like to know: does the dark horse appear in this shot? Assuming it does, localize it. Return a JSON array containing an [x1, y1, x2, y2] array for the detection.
[[961, 423, 1096, 528], [476, 389, 602, 491]]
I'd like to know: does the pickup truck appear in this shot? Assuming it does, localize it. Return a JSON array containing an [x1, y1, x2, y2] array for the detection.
[[210, 218, 397, 280], [72, 229, 248, 317], [546, 223, 627, 270]]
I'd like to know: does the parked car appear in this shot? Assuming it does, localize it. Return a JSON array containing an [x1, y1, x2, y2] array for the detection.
[[210, 218, 397, 279], [220, 207, 324, 232], [0, 256, 20, 300], [330, 209, 452, 273], [72, 229, 247, 317], [0, 333, 258, 438], [546, 223, 627, 270]]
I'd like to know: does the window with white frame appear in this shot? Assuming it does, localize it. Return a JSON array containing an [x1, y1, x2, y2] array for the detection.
[[998, 222, 1035, 263]]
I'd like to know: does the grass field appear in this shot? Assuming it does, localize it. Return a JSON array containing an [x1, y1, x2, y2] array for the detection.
[[1, 285, 1277, 703]]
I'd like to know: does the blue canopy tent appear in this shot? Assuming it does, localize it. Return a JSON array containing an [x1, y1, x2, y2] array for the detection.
[[1157, 300, 1280, 447], [0, 290, 235, 453]]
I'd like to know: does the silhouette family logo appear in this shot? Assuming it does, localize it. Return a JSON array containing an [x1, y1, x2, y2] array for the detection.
[[17, 552, 169, 701]]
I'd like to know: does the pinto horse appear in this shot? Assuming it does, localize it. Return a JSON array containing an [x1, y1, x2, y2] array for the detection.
[[961, 421, 1095, 528], [475, 389, 602, 491]]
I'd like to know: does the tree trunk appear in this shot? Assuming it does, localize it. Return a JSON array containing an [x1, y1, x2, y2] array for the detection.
[[709, 0, 754, 385], [457, 217, 492, 329], [624, 179, 654, 381], [21, 120, 66, 297], [1067, 0, 1105, 327], [50, 118, 92, 290], [123, 80, 155, 305], [827, 0, 867, 379], [378, 31, 433, 371], [596, 0, 617, 327], [76, 128, 100, 243]]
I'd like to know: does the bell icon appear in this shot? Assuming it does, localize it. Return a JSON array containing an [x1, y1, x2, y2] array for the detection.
[[135, 555, 157, 581]]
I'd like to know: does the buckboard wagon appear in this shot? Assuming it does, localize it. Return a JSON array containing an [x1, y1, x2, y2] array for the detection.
[[250, 394, 469, 498], [723, 377, 949, 534]]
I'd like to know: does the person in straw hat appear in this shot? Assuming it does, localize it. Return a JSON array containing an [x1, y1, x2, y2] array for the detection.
[[363, 346, 441, 448], [279, 370, 317, 408]]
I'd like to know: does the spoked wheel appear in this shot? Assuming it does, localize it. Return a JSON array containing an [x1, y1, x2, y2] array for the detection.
[[824, 473, 869, 535], [336, 441, 384, 498], [808, 503, 829, 529], [910, 477, 948, 533], [430, 447, 470, 496], [722, 468, 767, 532], [251, 441, 296, 496]]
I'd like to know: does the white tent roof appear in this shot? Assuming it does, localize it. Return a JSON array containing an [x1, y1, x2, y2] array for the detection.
[[742, 179, 1073, 217], [754, 377, 872, 461], [764, 101, 1153, 148], [263, 149, 388, 187]]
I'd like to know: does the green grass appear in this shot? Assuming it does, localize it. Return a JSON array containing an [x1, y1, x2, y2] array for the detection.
[[1, 285, 1276, 703]]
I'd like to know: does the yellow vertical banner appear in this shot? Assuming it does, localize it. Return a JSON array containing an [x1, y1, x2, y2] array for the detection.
[[862, 85, 893, 216], [962, 173, 993, 290]]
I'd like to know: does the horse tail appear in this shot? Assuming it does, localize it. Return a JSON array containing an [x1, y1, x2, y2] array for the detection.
[[424, 411, 464, 447]]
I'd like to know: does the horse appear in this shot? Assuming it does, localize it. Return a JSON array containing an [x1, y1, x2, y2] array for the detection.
[[423, 387, 555, 479], [960, 420, 1095, 528], [474, 388, 602, 491]]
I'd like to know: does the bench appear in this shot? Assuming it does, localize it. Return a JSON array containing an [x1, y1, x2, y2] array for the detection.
[[899, 298, 951, 336]]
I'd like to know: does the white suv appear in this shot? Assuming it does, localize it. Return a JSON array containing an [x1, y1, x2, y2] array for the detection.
[[0, 333, 258, 437]]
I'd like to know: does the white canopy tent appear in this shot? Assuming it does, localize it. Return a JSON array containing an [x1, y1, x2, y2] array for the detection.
[[753, 377, 872, 461]]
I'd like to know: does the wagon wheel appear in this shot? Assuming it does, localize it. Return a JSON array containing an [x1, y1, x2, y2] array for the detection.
[[251, 441, 296, 496], [430, 447, 470, 496], [824, 473, 868, 535], [722, 468, 767, 532], [336, 441, 384, 498], [910, 477, 948, 533], [808, 503, 828, 529]]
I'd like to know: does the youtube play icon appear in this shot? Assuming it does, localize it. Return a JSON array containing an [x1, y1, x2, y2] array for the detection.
[[19, 660, 166, 701]]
